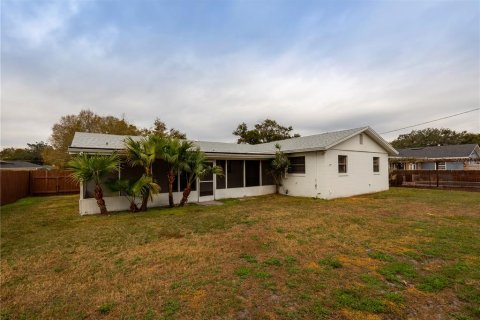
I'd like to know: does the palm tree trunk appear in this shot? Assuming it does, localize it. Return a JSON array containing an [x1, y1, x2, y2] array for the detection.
[[167, 171, 176, 207], [130, 201, 140, 212], [94, 184, 108, 214], [179, 183, 191, 207], [139, 195, 148, 211]]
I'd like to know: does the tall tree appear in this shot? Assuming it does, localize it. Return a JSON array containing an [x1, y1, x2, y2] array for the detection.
[[45, 110, 141, 168], [141, 118, 187, 139], [158, 138, 193, 207], [459, 132, 480, 145], [124, 136, 162, 211], [0, 142, 51, 164], [178, 149, 223, 206], [67, 153, 119, 214], [391, 128, 480, 149], [269, 144, 290, 194], [233, 119, 300, 144]]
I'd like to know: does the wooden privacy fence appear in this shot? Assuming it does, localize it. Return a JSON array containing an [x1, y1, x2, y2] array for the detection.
[[0, 170, 79, 205], [390, 170, 480, 189], [29, 170, 79, 195], [0, 171, 30, 206]]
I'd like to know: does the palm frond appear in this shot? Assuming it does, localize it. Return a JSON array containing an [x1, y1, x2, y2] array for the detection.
[[132, 175, 160, 201], [66, 153, 119, 185]]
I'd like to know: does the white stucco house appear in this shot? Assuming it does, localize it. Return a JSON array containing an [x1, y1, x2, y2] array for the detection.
[[69, 126, 398, 215]]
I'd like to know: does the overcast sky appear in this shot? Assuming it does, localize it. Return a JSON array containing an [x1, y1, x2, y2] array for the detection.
[[1, 0, 479, 148]]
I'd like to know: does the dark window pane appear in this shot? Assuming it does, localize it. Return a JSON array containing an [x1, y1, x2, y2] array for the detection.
[[216, 160, 226, 189], [261, 160, 275, 185], [338, 155, 348, 173], [287, 156, 305, 174], [227, 160, 244, 188], [199, 181, 213, 196], [245, 160, 260, 187], [373, 157, 380, 173]]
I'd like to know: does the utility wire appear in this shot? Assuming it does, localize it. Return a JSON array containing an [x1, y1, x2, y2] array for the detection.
[[380, 107, 480, 134]]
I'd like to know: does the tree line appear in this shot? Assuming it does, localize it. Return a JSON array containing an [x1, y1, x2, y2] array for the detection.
[[1, 109, 478, 167]]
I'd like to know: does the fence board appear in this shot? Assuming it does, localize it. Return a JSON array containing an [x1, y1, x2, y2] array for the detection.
[[30, 170, 79, 195], [0, 171, 30, 205]]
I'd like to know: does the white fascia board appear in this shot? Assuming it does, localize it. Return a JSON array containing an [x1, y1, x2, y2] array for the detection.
[[204, 152, 274, 160]]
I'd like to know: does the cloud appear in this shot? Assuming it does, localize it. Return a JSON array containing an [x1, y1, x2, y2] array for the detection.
[[2, 0, 81, 47], [1, 0, 479, 147]]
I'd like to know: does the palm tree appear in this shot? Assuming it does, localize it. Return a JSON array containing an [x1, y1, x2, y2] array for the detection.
[[108, 175, 160, 212], [179, 149, 223, 206], [159, 138, 193, 207], [124, 136, 163, 210], [67, 153, 119, 214], [270, 144, 290, 194]]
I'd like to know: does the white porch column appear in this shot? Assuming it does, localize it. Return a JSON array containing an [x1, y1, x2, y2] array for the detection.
[[225, 160, 228, 189], [259, 160, 262, 186]]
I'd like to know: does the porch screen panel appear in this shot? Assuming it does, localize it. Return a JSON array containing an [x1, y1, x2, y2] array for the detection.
[[261, 160, 275, 185], [120, 163, 144, 181], [85, 171, 118, 198], [216, 160, 226, 189], [245, 160, 260, 187], [152, 159, 173, 193], [227, 160, 244, 188]]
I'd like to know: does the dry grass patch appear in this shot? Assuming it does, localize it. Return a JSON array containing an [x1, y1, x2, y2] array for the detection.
[[1, 188, 479, 319]]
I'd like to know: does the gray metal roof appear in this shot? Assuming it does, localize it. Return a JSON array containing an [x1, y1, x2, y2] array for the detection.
[[259, 127, 369, 153], [70, 132, 142, 150], [193, 141, 270, 154], [396, 144, 479, 159], [69, 126, 397, 156]]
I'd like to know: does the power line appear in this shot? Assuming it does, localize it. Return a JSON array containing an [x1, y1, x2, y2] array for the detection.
[[380, 107, 480, 134]]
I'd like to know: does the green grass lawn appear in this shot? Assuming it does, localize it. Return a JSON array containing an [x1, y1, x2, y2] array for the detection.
[[1, 188, 479, 319]]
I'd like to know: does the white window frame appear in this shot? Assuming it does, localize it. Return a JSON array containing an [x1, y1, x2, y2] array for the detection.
[[338, 155, 348, 174]]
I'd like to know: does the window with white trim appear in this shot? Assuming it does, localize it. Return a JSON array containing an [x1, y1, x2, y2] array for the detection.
[[437, 162, 446, 170], [287, 156, 306, 174]]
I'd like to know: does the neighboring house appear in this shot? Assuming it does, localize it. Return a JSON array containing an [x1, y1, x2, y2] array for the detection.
[[69, 126, 398, 215], [0, 160, 45, 171], [390, 144, 480, 170]]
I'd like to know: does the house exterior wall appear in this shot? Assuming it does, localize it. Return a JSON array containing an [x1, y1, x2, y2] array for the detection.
[[79, 190, 199, 215], [215, 186, 275, 199], [447, 162, 464, 170], [405, 161, 466, 171], [317, 133, 389, 199], [280, 152, 320, 197], [279, 133, 390, 199], [420, 162, 436, 170]]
